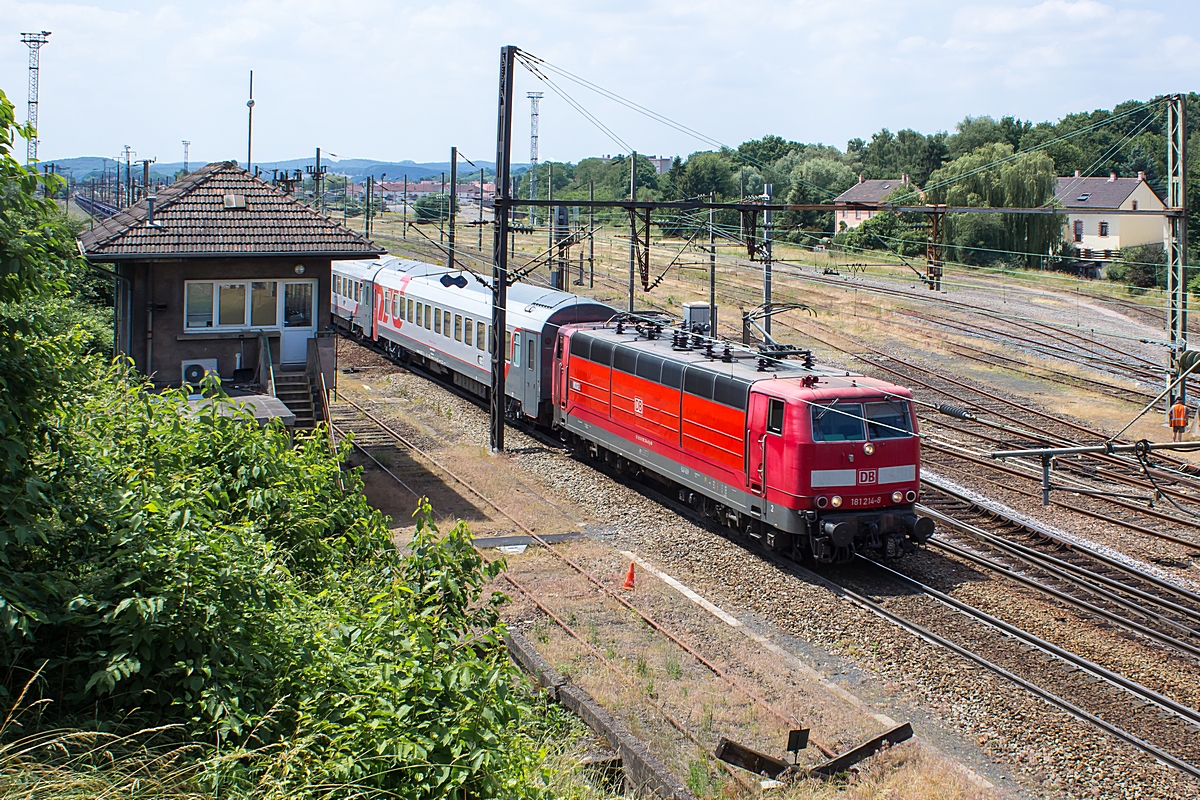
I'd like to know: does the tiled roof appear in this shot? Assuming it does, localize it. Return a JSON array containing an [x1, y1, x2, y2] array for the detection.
[[1052, 176, 1161, 210], [832, 179, 920, 205], [79, 161, 385, 260]]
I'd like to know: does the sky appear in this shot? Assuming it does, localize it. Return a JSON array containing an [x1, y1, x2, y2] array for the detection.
[[1, 0, 1197, 167]]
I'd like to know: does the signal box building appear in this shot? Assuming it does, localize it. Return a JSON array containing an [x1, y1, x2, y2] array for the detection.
[[79, 162, 383, 419]]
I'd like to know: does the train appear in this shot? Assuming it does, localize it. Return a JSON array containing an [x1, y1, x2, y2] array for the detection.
[[332, 257, 934, 564]]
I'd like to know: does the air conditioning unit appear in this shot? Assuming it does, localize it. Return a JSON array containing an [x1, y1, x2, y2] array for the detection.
[[181, 358, 218, 386]]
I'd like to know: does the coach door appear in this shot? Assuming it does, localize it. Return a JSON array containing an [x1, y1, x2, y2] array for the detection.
[[523, 332, 539, 416]]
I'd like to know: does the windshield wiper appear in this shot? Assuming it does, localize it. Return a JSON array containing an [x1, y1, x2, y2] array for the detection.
[[814, 398, 839, 420]]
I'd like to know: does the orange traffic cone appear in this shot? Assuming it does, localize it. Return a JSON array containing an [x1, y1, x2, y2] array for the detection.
[[622, 562, 636, 590]]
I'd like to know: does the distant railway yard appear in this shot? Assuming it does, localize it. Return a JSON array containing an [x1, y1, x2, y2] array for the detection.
[[320, 218, 1200, 799]]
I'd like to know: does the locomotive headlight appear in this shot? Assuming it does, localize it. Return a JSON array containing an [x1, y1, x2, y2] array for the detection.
[[863, 442, 875, 455], [831, 495, 842, 508], [892, 491, 904, 504]]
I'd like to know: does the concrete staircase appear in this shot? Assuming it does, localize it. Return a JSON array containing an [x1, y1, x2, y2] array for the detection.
[[274, 370, 316, 428]]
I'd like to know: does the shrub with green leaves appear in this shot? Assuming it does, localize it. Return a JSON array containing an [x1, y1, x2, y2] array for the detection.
[[1, 87, 555, 799]]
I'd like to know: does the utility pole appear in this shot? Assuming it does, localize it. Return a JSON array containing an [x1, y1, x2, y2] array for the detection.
[[547, 162, 555, 286], [527, 91, 542, 232], [402, 175, 408, 238], [306, 148, 326, 212], [478, 167, 485, 252], [440, 171, 446, 245], [246, 70, 255, 172], [181, 140, 190, 174], [926, 209, 944, 290], [448, 147, 457, 272], [1166, 93, 1189, 401], [20, 31, 50, 165], [588, 179, 595, 288], [365, 176, 374, 238], [709, 191, 717, 335], [629, 151, 637, 312], [491, 45, 517, 453], [763, 183, 773, 335]]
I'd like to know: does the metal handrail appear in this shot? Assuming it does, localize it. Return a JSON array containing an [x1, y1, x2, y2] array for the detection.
[[259, 332, 276, 397]]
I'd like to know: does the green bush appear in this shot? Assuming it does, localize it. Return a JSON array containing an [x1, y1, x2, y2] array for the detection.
[[1, 88, 555, 799]]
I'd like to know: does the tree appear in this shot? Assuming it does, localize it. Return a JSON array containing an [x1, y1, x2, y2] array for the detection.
[[925, 142, 1062, 267], [413, 193, 455, 222], [679, 151, 735, 199], [736, 134, 801, 168]]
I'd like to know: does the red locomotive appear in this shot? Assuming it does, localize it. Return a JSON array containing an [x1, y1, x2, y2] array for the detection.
[[552, 318, 934, 564]]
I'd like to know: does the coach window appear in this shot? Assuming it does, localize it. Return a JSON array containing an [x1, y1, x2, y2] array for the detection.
[[767, 399, 785, 434], [416, 302, 423, 327], [454, 314, 463, 342], [505, 330, 512, 361], [864, 401, 912, 439], [434, 308, 442, 334], [512, 335, 519, 366], [444, 310, 452, 338], [811, 402, 866, 442], [407, 298, 414, 323], [477, 323, 486, 351], [464, 318, 473, 345], [393, 294, 400, 319]]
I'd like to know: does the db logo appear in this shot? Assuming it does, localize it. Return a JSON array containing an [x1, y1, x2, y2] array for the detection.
[[634, 397, 644, 416], [858, 469, 877, 485]]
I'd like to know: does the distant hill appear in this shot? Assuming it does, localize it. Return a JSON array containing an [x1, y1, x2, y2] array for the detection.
[[40, 156, 526, 183]]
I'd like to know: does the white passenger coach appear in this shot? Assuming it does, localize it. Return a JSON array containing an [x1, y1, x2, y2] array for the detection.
[[332, 256, 614, 422]]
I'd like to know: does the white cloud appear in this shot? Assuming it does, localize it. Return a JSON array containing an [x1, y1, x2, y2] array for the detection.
[[0, 0, 1193, 165]]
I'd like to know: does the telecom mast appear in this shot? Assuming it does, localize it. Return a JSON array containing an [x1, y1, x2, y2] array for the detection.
[[182, 141, 191, 174], [20, 31, 51, 164], [527, 91, 542, 227]]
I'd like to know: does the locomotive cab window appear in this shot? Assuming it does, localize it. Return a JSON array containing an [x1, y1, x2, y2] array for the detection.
[[767, 399, 785, 434], [864, 401, 912, 439], [811, 401, 865, 442]]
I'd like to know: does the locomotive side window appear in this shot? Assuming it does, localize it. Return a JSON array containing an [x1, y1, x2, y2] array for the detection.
[[635, 353, 662, 382], [811, 402, 866, 442], [767, 399, 785, 434], [660, 361, 683, 389], [613, 347, 637, 374], [713, 376, 749, 410], [684, 368, 715, 400], [864, 401, 912, 439]]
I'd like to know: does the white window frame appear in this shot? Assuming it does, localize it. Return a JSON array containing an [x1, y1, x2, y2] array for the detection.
[[183, 278, 318, 333]]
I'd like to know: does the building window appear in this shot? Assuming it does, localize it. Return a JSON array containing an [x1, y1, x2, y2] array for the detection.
[[284, 283, 314, 328], [1073, 220, 1083, 242], [1131, 200, 1138, 211], [218, 283, 247, 327], [1099, 221, 1109, 237], [251, 281, 277, 326], [855, 210, 861, 219], [185, 279, 311, 331], [186, 283, 214, 328]]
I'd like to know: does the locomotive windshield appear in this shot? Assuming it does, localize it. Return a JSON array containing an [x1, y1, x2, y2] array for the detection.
[[864, 401, 913, 439], [811, 402, 865, 442]]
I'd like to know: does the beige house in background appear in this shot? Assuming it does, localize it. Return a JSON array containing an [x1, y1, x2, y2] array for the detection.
[[831, 174, 919, 231], [1055, 171, 1168, 263]]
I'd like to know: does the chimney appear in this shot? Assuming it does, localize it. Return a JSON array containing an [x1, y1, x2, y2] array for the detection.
[[901, 173, 909, 184], [1074, 170, 1081, 178], [1108, 171, 1117, 182], [858, 174, 865, 184], [146, 196, 157, 226], [1138, 171, 1146, 181]]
